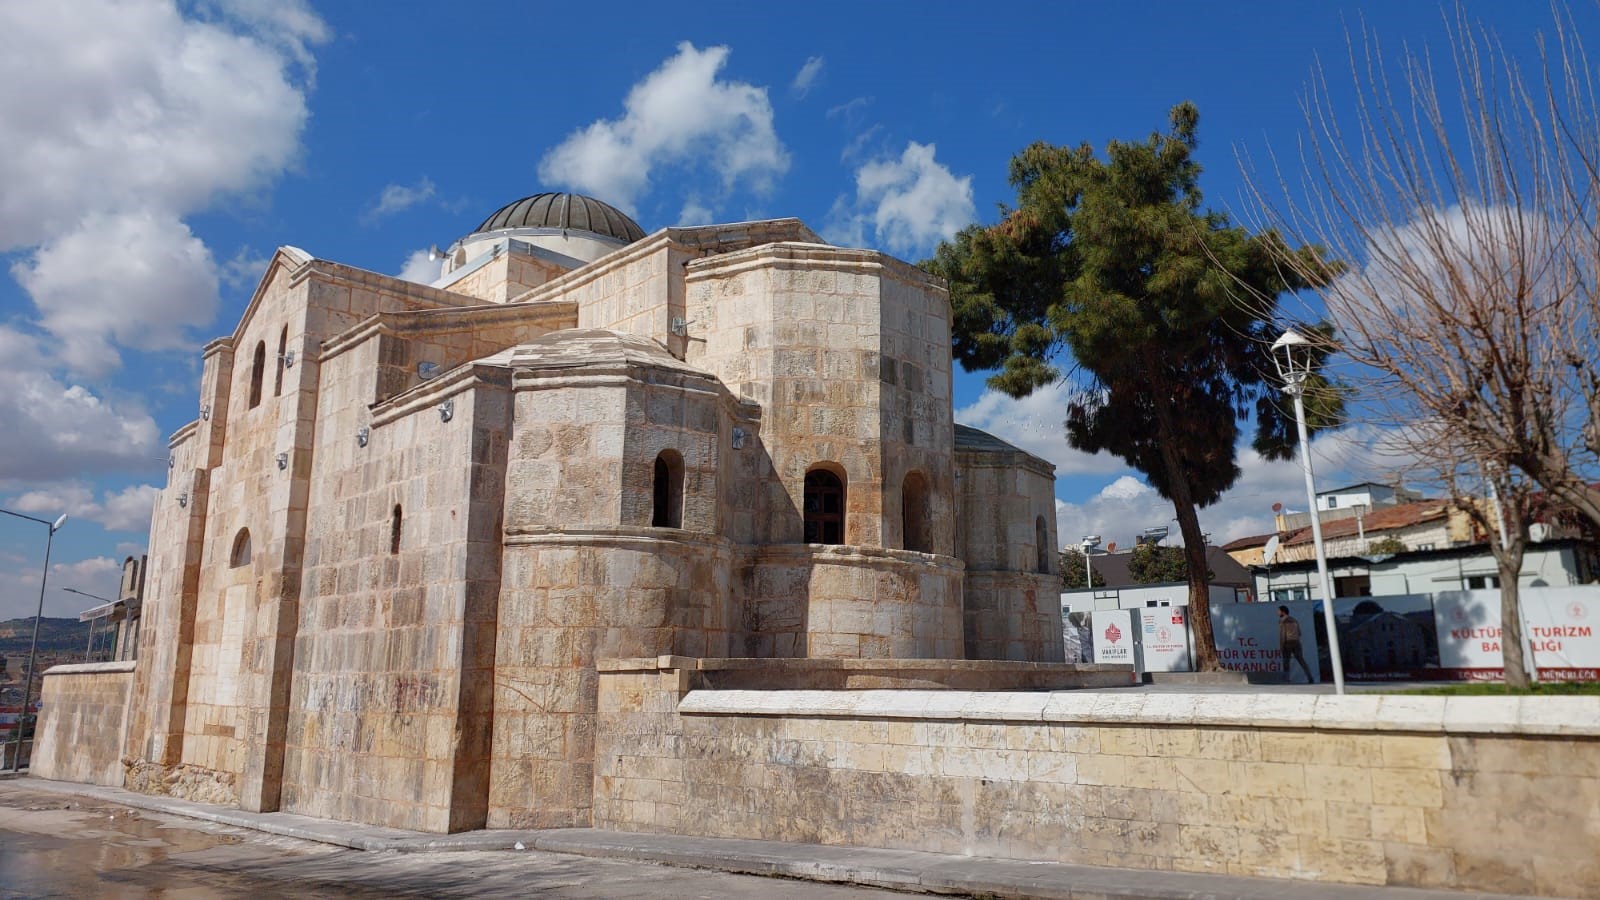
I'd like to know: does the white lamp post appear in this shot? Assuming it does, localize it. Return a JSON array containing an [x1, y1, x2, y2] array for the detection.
[[1270, 329, 1345, 695], [1, 508, 68, 770], [1081, 535, 1101, 590]]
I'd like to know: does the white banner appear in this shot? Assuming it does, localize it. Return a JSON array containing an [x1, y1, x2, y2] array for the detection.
[[1210, 600, 1321, 682], [1435, 587, 1600, 680], [1092, 609, 1136, 667], [1138, 607, 1192, 672]]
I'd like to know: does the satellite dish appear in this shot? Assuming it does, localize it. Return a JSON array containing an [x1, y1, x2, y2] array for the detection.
[[1271, 502, 1283, 514], [1263, 535, 1280, 565], [1106, 541, 1117, 552]]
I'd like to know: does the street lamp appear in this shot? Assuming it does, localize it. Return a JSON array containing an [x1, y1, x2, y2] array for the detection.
[[63, 587, 113, 661], [1270, 329, 1345, 695], [1081, 534, 1101, 590], [1, 508, 68, 771]]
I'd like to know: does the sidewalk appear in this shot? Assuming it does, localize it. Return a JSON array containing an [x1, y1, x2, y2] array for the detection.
[[17, 777, 1527, 900]]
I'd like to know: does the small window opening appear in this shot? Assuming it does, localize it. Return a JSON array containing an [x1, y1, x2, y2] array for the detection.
[[248, 341, 266, 409], [804, 468, 846, 544], [274, 326, 287, 397], [230, 529, 252, 568], [902, 471, 930, 553], [1035, 516, 1050, 574], [651, 450, 684, 528], [390, 505, 403, 554]]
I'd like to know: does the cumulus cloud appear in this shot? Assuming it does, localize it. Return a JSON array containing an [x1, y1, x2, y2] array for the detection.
[[8, 483, 159, 534], [791, 56, 824, 98], [0, 329, 162, 480], [1050, 423, 1428, 550], [11, 212, 219, 375], [0, 555, 122, 620], [397, 249, 440, 285], [955, 384, 1129, 480], [364, 177, 436, 222], [0, 0, 327, 373], [827, 141, 974, 256], [538, 42, 789, 216]]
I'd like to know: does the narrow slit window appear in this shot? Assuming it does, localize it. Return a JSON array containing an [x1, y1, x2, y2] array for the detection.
[[230, 529, 252, 568], [274, 326, 287, 397], [902, 471, 930, 553], [390, 505, 403, 554], [652, 450, 683, 528], [248, 341, 266, 409], [1035, 516, 1050, 574], [803, 468, 846, 545]]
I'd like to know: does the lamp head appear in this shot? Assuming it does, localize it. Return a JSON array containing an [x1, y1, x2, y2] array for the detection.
[[1271, 328, 1312, 386], [51, 514, 68, 532]]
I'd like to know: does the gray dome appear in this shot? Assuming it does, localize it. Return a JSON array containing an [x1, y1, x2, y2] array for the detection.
[[470, 192, 646, 243]]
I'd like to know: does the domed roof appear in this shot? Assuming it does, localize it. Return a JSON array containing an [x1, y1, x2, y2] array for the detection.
[[470, 192, 645, 243]]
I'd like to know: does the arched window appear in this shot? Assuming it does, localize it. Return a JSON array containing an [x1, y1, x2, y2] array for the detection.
[[1035, 516, 1050, 574], [902, 471, 930, 553], [248, 341, 266, 409], [803, 468, 846, 544], [651, 450, 683, 528], [230, 529, 252, 568], [390, 505, 403, 554], [274, 326, 287, 397]]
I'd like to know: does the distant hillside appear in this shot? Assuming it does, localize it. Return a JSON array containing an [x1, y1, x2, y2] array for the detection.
[[0, 617, 85, 654]]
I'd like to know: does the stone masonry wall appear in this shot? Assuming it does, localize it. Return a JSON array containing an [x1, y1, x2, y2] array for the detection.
[[594, 671, 1600, 897], [32, 662, 134, 787]]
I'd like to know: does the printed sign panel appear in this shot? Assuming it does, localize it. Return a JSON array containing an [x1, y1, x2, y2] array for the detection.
[[1092, 609, 1136, 666], [1332, 594, 1438, 681], [1139, 607, 1192, 672], [1210, 600, 1322, 682], [1434, 587, 1600, 681]]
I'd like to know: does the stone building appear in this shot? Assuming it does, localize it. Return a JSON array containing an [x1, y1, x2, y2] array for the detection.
[[121, 193, 1063, 832]]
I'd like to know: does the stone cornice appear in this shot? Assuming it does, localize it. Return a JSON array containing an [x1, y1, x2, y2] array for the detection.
[[42, 660, 136, 677], [676, 690, 1600, 738]]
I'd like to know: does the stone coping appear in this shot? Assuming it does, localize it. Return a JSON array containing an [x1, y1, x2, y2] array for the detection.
[[597, 656, 1125, 675], [677, 689, 1600, 738], [41, 660, 136, 677], [597, 657, 1136, 691]]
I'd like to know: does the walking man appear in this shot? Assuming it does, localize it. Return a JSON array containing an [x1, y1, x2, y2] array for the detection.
[[1278, 606, 1313, 683]]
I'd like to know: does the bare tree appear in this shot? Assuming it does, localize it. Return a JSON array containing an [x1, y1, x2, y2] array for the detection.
[[1240, 4, 1600, 534]]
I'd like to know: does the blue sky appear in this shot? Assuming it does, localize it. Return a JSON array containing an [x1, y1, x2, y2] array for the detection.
[[0, 0, 1587, 618]]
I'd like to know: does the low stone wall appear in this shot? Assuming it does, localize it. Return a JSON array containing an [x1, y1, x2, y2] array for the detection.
[[594, 661, 1600, 897], [32, 661, 135, 786]]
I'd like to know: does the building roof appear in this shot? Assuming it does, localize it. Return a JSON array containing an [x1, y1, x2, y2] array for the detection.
[[470, 192, 646, 244], [1221, 532, 1276, 552], [953, 423, 1025, 454], [1084, 545, 1253, 588], [1280, 498, 1451, 546]]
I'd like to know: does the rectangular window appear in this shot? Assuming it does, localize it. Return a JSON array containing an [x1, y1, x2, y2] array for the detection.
[[1327, 496, 1338, 508]]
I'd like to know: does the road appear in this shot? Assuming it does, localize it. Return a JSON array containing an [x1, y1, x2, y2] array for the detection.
[[0, 782, 899, 899]]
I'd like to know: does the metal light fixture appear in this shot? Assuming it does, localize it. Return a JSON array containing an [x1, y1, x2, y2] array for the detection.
[[177, 491, 189, 508], [417, 362, 439, 380], [167, 456, 175, 469], [356, 425, 370, 448], [276, 452, 289, 471], [200, 403, 211, 421], [0, 508, 68, 772], [439, 398, 454, 422], [281, 350, 295, 369], [1271, 328, 1346, 694], [731, 427, 747, 449]]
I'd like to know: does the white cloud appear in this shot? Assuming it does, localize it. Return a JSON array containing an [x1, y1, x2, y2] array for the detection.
[[365, 177, 436, 222], [791, 56, 824, 99], [1050, 422, 1428, 550], [827, 141, 974, 256], [0, 0, 327, 373], [955, 384, 1130, 480], [0, 555, 122, 620], [397, 249, 439, 285], [6, 482, 157, 534], [0, 329, 162, 480], [538, 42, 789, 216], [11, 211, 219, 375], [677, 199, 714, 226]]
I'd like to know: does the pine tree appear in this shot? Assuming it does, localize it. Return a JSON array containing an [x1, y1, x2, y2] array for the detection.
[[928, 104, 1342, 670]]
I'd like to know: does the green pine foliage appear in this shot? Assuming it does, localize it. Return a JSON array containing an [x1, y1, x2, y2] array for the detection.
[[1126, 542, 1194, 584], [1059, 547, 1107, 590], [927, 103, 1345, 669]]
